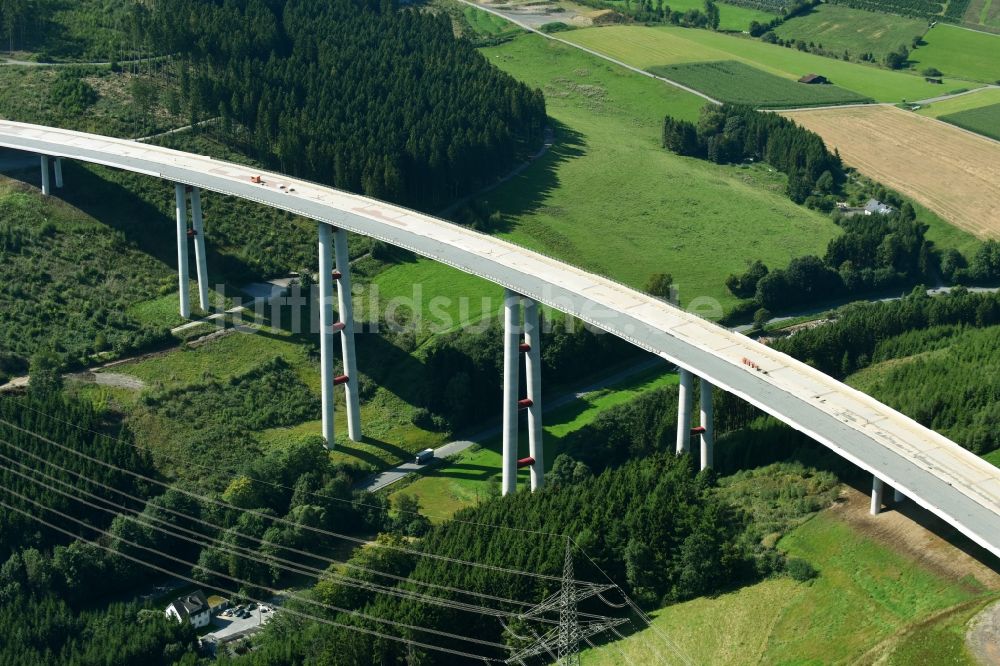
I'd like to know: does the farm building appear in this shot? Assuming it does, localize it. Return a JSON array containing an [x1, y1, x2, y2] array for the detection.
[[798, 74, 828, 84], [166, 590, 212, 628], [864, 199, 895, 215]]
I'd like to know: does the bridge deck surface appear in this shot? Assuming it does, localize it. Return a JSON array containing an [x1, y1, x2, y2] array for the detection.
[[2, 119, 999, 558]]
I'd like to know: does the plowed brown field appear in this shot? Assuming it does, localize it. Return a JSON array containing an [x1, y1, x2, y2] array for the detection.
[[782, 105, 1000, 239]]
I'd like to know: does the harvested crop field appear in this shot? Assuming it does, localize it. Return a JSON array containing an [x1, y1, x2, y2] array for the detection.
[[783, 105, 1000, 240]]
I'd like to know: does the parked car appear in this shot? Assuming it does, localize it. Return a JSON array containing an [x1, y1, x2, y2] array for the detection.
[[247, 602, 257, 611]]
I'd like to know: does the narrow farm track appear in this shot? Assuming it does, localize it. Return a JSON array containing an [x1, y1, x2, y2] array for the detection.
[[456, 0, 722, 105], [783, 105, 1000, 239]]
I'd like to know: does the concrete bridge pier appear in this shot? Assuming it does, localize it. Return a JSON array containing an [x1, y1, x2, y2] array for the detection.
[[189, 187, 210, 312], [523, 297, 543, 491], [54, 158, 63, 189], [174, 183, 191, 319], [894, 487, 905, 503], [501, 289, 521, 496], [676, 368, 693, 454], [700, 378, 714, 471], [318, 223, 337, 448], [871, 476, 885, 515], [334, 228, 362, 442], [40, 155, 51, 195]]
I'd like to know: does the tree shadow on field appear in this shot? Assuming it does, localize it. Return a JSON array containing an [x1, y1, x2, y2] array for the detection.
[[425, 462, 497, 482], [472, 119, 587, 226]]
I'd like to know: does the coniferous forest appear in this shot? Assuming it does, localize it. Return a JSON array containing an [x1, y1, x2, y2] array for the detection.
[[142, 0, 547, 210]]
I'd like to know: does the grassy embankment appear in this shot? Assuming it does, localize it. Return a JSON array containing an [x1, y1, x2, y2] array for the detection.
[[580, 508, 997, 664], [561, 24, 982, 101]]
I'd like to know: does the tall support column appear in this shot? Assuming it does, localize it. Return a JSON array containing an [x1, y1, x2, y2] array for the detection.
[[318, 223, 336, 449], [699, 378, 714, 471], [871, 476, 884, 515], [523, 298, 543, 491], [54, 158, 64, 189], [189, 188, 210, 312], [334, 228, 362, 443], [40, 155, 51, 195], [501, 290, 521, 496], [174, 184, 191, 319], [675, 369, 693, 454], [894, 487, 905, 503]]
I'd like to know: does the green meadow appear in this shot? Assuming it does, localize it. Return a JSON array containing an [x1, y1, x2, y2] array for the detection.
[[376, 34, 838, 322], [563, 25, 981, 101], [774, 4, 928, 60], [581, 510, 995, 664], [912, 23, 1000, 84]]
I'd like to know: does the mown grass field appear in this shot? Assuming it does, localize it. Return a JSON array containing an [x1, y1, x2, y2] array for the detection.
[[376, 33, 839, 321], [650, 60, 873, 107], [773, 4, 928, 60], [940, 101, 1000, 140], [389, 365, 678, 520], [912, 23, 1000, 84], [562, 25, 981, 102], [580, 507, 997, 664]]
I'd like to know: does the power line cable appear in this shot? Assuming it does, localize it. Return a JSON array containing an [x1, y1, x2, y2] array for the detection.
[[0, 454, 570, 624], [0, 436, 545, 612], [0, 496, 505, 663], [0, 481, 511, 652], [0, 417, 584, 585], [3, 396, 575, 539]]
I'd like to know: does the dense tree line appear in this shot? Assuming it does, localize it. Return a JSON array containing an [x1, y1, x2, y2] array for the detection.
[[850, 324, 999, 453], [141, 0, 546, 211], [748, 0, 819, 37], [824, 0, 943, 19], [0, 388, 156, 563], [571, 0, 722, 28], [771, 289, 1000, 453], [234, 454, 768, 664], [774, 287, 1000, 377], [751, 205, 931, 310], [663, 104, 844, 207], [0, 593, 198, 666]]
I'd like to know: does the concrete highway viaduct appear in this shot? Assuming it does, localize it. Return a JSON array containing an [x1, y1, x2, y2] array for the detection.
[[3, 119, 1000, 558]]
